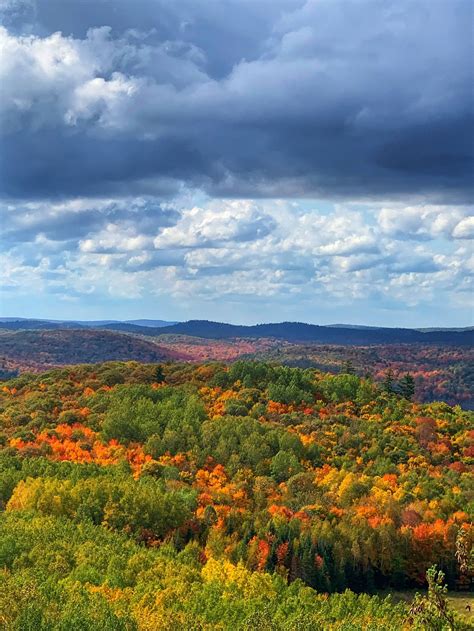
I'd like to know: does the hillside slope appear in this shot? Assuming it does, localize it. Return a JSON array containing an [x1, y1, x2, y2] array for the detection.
[[0, 329, 189, 372], [0, 361, 472, 629], [1, 318, 472, 345], [156, 320, 474, 345]]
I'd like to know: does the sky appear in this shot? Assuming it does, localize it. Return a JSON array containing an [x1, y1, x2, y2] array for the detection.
[[0, 0, 473, 327]]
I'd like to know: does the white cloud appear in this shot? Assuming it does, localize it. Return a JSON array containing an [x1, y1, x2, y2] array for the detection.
[[0, 26, 109, 130], [3, 196, 471, 315], [378, 205, 472, 240], [80, 224, 154, 254], [153, 200, 276, 249], [452, 216, 474, 239], [318, 235, 379, 257], [65, 72, 140, 127]]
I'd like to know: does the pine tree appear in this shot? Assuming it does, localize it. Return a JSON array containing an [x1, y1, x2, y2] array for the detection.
[[382, 369, 395, 394], [398, 373, 415, 401], [154, 364, 165, 383]]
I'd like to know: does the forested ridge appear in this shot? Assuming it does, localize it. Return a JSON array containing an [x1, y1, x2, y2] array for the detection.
[[154, 320, 474, 345], [0, 361, 472, 630], [1, 329, 473, 408], [2, 319, 473, 347]]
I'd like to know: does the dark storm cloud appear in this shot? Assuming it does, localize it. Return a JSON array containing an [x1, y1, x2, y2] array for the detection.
[[0, 130, 214, 200], [1, 197, 179, 246], [0, 0, 472, 202], [29, 0, 297, 78]]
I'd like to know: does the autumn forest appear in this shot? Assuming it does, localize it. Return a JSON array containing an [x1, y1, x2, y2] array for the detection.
[[0, 359, 472, 629], [2, 0, 473, 626]]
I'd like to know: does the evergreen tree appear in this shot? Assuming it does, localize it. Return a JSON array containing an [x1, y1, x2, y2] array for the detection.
[[154, 364, 165, 383], [398, 373, 415, 401], [382, 369, 395, 394]]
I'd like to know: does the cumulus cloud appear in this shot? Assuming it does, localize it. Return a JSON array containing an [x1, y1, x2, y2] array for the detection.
[[318, 236, 379, 257], [452, 216, 474, 240], [1, 195, 472, 323], [0, 1, 472, 325], [154, 201, 276, 249], [1, 197, 178, 246], [378, 205, 473, 240]]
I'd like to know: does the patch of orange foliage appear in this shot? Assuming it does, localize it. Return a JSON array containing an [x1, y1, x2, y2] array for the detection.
[[9, 422, 152, 476], [268, 504, 293, 519]]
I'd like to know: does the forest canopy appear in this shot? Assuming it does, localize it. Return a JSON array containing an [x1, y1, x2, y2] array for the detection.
[[0, 360, 472, 630]]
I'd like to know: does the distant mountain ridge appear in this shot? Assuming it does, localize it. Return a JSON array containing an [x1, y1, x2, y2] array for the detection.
[[126, 319, 179, 327], [155, 320, 473, 345], [1, 318, 471, 346], [0, 318, 176, 329], [0, 329, 190, 372], [328, 323, 474, 332]]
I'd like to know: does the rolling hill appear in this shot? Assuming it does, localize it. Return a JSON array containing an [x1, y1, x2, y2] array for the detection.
[[152, 320, 474, 346], [1, 318, 472, 346], [0, 323, 472, 405], [0, 329, 189, 373]]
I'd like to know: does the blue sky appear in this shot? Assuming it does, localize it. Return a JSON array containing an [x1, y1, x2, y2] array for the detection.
[[0, 0, 472, 326]]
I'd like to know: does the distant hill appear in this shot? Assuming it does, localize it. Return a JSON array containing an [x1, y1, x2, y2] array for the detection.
[[125, 319, 178, 327], [156, 320, 474, 346], [416, 326, 474, 332], [0, 319, 73, 330], [0, 325, 472, 406], [326, 323, 386, 330], [0, 329, 189, 372], [99, 320, 177, 331], [328, 323, 474, 332], [1, 318, 472, 346], [0, 318, 176, 329], [0, 320, 177, 335]]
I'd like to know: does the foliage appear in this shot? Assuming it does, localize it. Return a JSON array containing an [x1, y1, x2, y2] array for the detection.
[[408, 566, 470, 630], [0, 360, 472, 628]]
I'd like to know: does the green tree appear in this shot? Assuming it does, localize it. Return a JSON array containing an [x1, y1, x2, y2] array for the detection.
[[398, 373, 415, 401], [154, 365, 165, 383], [102, 396, 158, 444], [270, 450, 302, 482], [382, 369, 395, 394]]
